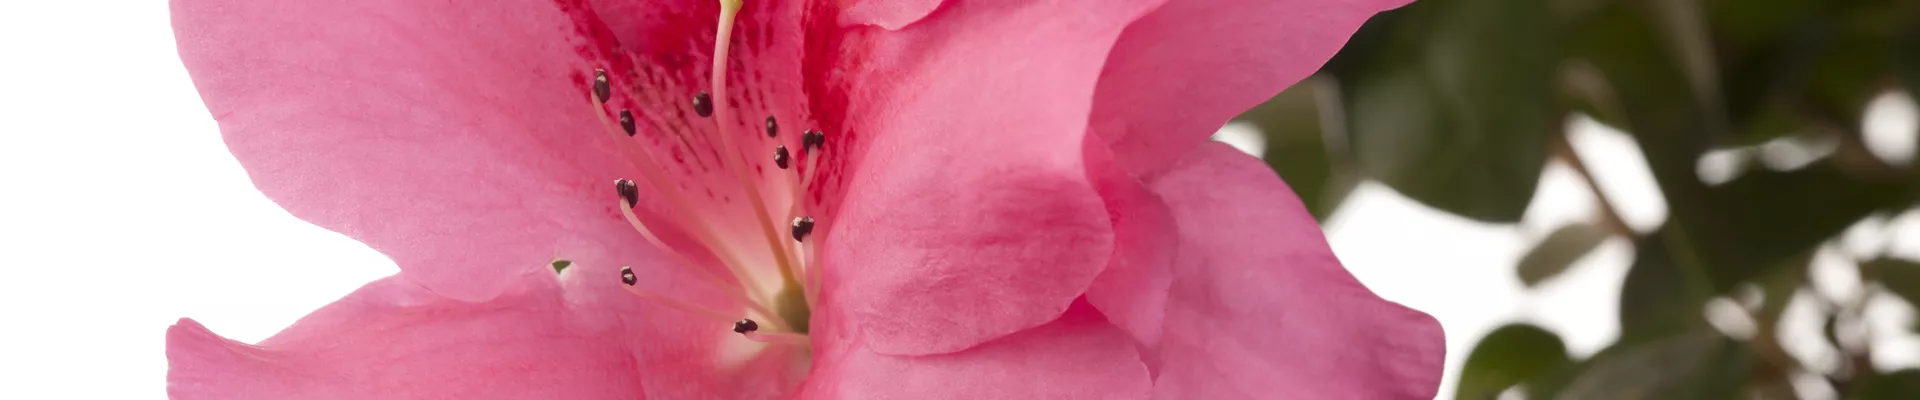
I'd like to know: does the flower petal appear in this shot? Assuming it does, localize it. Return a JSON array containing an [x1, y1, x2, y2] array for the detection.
[[1144, 143, 1445, 398], [172, 0, 642, 300], [817, 0, 1164, 355], [799, 301, 1151, 399], [556, 261, 810, 399], [1090, 0, 1411, 175], [838, 0, 947, 29], [166, 273, 646, 400], [1082, 136, 1176, 356]]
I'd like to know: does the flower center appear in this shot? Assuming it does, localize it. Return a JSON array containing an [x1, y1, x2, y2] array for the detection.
[[581, 0, 825, 345]]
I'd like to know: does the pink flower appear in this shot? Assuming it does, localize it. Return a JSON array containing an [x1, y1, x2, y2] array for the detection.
[[166, 0, 1442, 398]]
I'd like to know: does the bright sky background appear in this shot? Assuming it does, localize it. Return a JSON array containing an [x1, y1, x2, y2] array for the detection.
[[1, 1, 1917, 399]]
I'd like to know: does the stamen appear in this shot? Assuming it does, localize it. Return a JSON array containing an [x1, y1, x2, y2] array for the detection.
[[744, 331, 811, 345], [614, 178, 640, 208], [585, 94, 771, 301], [766, 116, 779, 138], [619, 110, 637, 136], [593, 69, 611, 103], [702, 0, 806, 310], [804, 235, 823, 307], [616, 197, 788, 330], [802, 129, 824, 154], [618, 266, 740, 325], [791, 216, 814, 242], [779, 140, 819, 307], [799, 130, 826, 189], [733, 318, 760, 333], [693, 91, 713, 118], [774, 146, 791, 169]]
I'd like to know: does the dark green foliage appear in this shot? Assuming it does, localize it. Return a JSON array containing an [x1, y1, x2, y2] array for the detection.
[[1454, 324, 1573, 399], [1233, 0, 1920, 396]]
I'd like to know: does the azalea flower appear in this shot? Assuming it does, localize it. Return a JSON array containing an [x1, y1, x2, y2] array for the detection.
[[165, 0, 1442, 398]]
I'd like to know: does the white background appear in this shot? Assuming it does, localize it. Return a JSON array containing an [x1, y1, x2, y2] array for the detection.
[[1, 1, 1917, 399]]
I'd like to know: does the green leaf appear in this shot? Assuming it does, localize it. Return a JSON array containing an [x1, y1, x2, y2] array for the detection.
[[1455, 324, 1572, 400], [1552, 331, 1752, 400], [551, 259, 572, 274], [1518, 223, 1612, 286], [1574, 2, 1913, 293], [1618, 232, 1709, 343], [1897, 3, 1920, 133], [1691, 165, 1911, 290], [1714, 0, 1903, 145], [1865, 258, 1920, 307], [1853, 369, 1920, 400], [1329, 0, 1561, 222], [1238, 76, 1351, 220]]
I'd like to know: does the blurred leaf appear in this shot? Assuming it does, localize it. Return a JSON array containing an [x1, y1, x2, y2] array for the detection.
[[1716, 0, 1902, 144], [1692, 165, 1912, 290], [1238, 77, 1351, 220], [1329, 0, 1560, 222], [1703, 0, 1821, 52], [1575, 2, 1912, 293], [1518, 223, 1612, 286], [1552, 331, 1752, 400], [1852, 369, 1920, 400], [1799, 24, 1892, 124], [1897, 2, 1920, 116], [1619, 232, 1711, 343], [1865, 258, 1920, 307], [1754, 254, 1810, 326], [1455, 324, 1573, 400]]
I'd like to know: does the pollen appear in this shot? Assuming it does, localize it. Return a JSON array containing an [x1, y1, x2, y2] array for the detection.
[[790, 216, 814, 242], [592, 69, 611, 103], [692, 91, 713, 118], [732, 318, 760, 333]]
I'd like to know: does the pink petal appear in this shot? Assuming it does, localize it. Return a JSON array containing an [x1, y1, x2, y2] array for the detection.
[[838, 0, 947, 30], [556, 262, 810, 399], [1082, 136, 1176, 356], [816, 0, 1165, 356], [1090, 0, 1412, 175], [799, 301, 1151, 399], [1145, 143, 1444, 398], [172, 0, 646, 300], [166, 273, 647, 400]]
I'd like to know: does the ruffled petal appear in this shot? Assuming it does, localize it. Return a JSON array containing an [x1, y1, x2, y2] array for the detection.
[[1090, 0, 1411, 175], [1082, 136, 1177, 356], [1145, 143, 1444, 398], [799, 301, 1151, 399], [815, 0, 1165, 355], [171, 0, 643, 300], [166, 273, 646, 400]]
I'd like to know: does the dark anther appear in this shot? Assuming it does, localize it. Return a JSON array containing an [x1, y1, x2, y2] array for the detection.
[[732, 319, 759, 334], [619, 110, 636, 136], [614, 179, 639, 208], [765, 116, 779, 138], [592, 69, 611, 103], [619, 266, 637, 286], [790, 216, 815, 242], [802, 129, 825, 153], [774, 146, 791, 169], [693, 92, 713, 117]]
